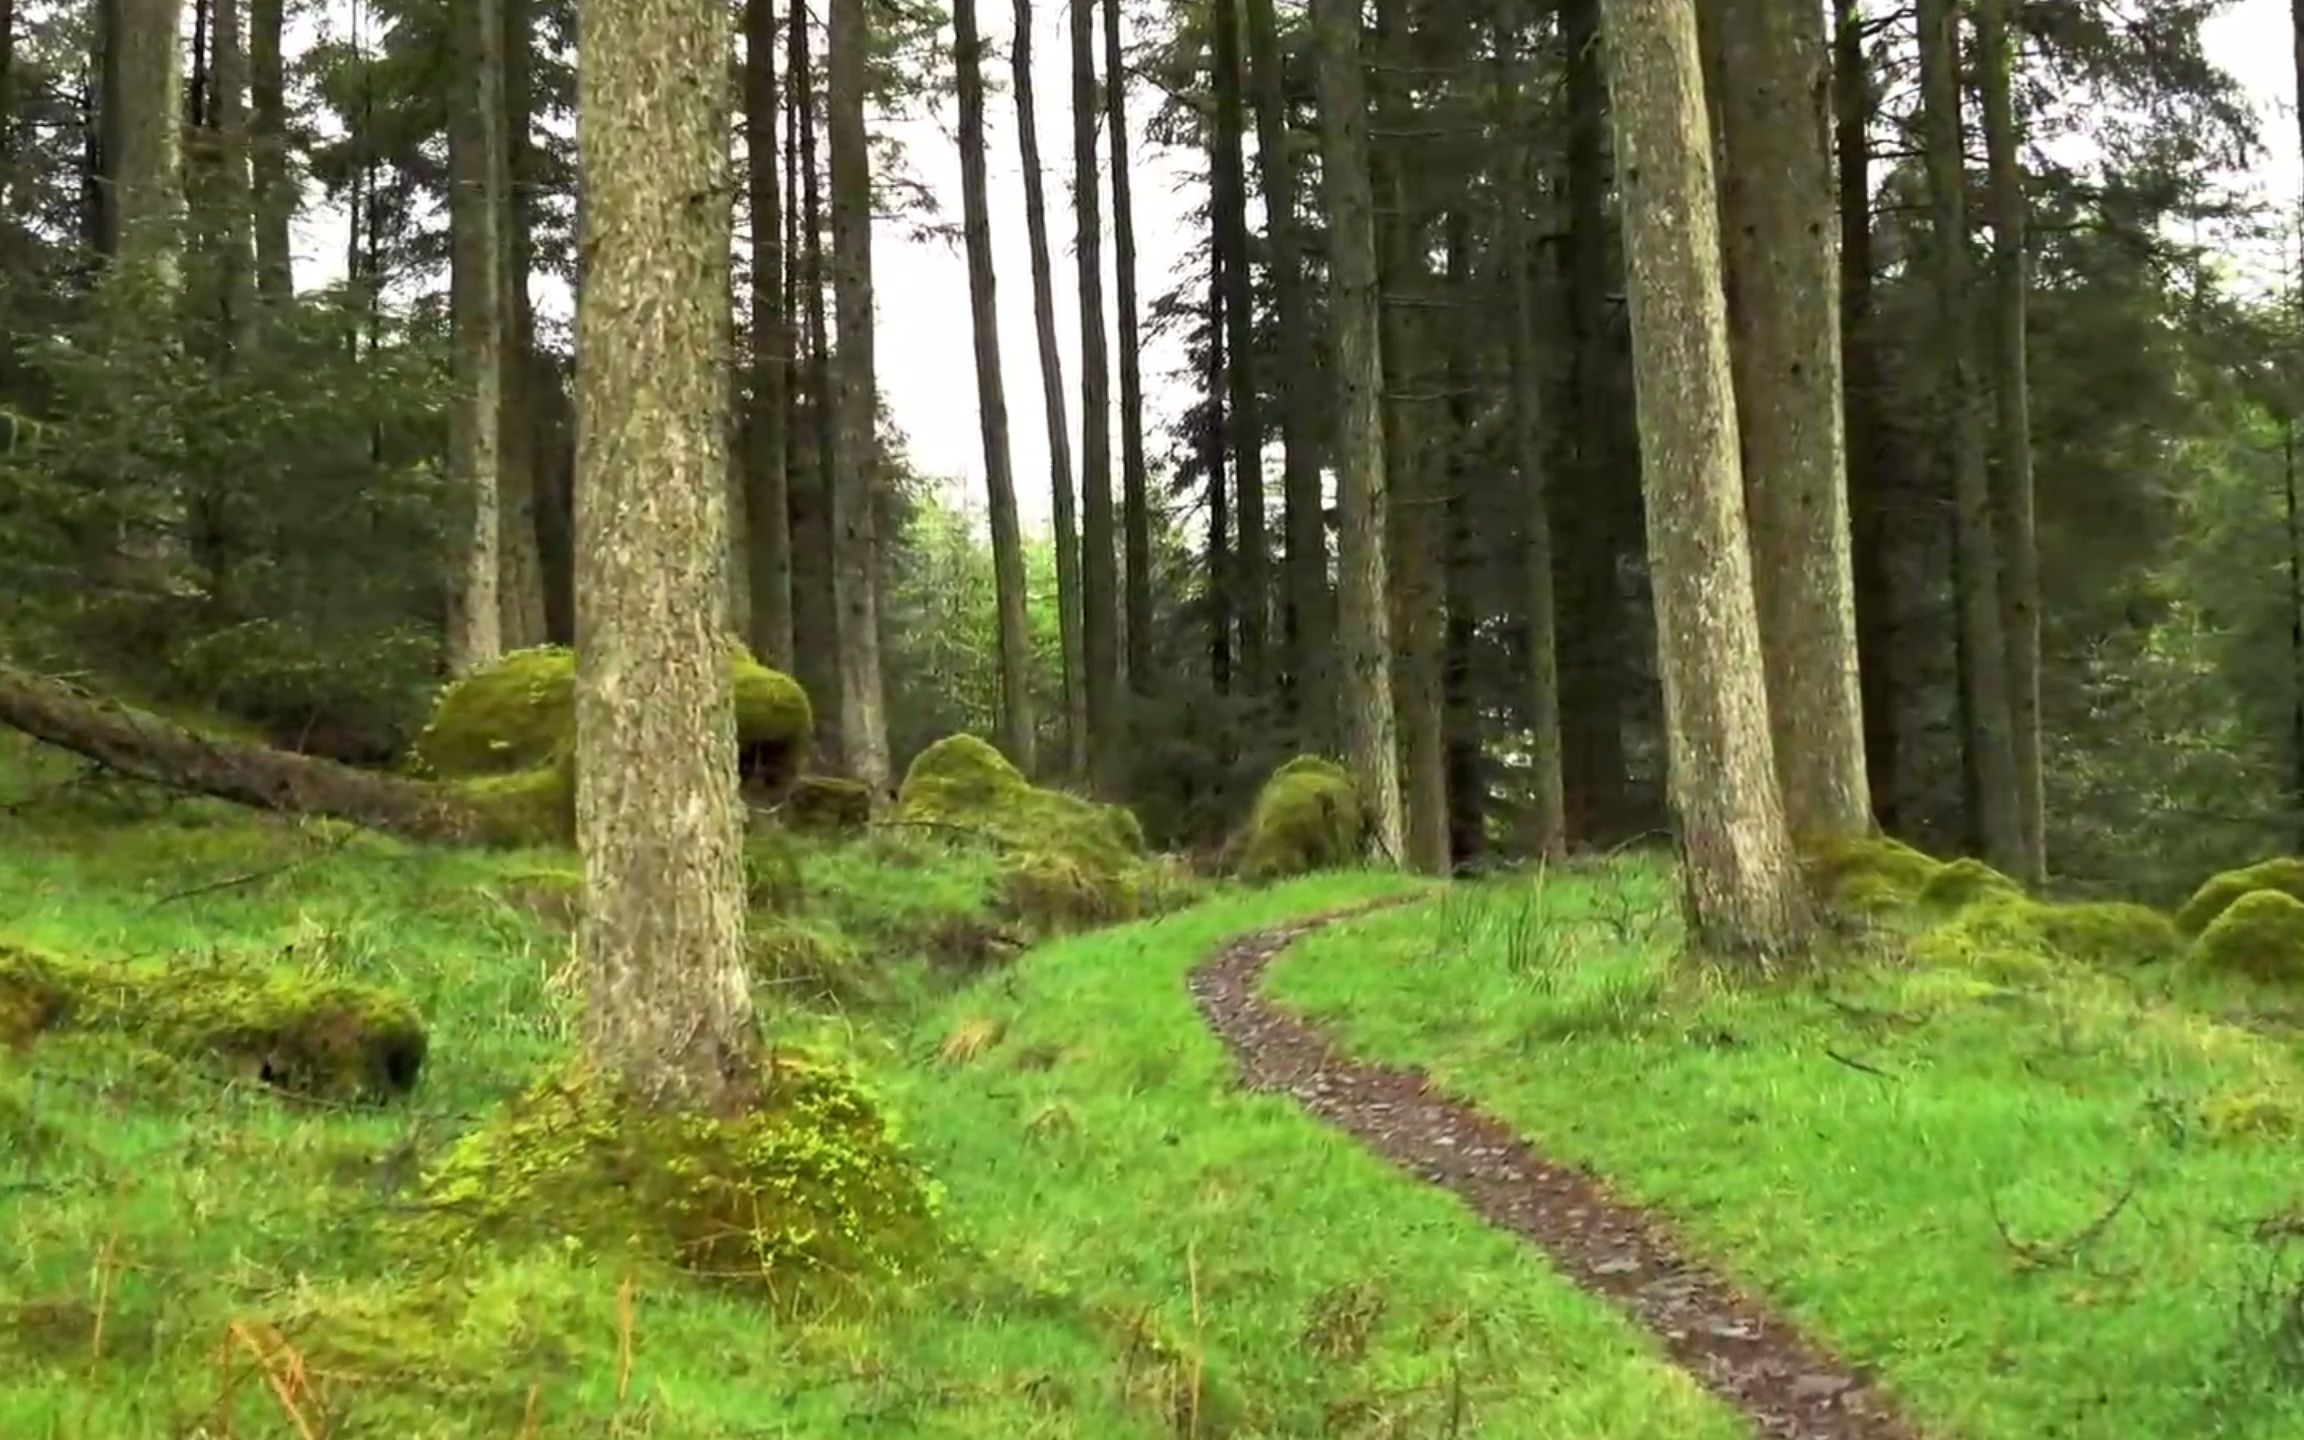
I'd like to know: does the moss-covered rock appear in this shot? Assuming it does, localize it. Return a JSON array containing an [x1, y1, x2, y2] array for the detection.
[[1917, 857, 2024, 912], [0, 939, 426, 1101], [409, 646, 580, 779], [896, 735, 1145, 872], [1910, 895, 2179, 985], [1799, 835, 1945, 915], [785, 774, 873, 835], [450, 751, 577, 846], [2031, 901, 2181, 968], [2189, 889, 2304, 984], [410, 1054, 937, 1308], [1229, 756, 1367, 882], [2175, 857, 2304, 937]]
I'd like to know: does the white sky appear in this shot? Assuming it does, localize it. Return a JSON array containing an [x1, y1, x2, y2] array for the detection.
[[286, 0, 2303, 538]]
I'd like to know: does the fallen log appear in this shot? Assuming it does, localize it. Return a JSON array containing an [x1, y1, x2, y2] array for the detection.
[[0, 661, 485, 842]]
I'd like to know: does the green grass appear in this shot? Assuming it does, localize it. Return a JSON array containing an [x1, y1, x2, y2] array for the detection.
[[1266, 859, 2304, 1440], [0, 741, 1744, 1437]]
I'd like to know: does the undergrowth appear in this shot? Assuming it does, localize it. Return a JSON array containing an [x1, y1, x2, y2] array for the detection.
[[1267, 858, 2304, 1440]]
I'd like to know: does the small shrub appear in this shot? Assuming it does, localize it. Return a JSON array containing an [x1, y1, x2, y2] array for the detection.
[[409, 1054, 937, 1310], [1918, 857, 2024, 911], [1228, 755, 1367, 882], [2177, 857, 2304, 937], [2191, 890, 2304, 984]]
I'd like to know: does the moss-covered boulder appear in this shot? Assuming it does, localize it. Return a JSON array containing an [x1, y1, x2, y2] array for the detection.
[[1229, 756, 1368, 882], [410, 1054, 936, 1308], [2175, 857, 2304, 938], [786, 774, 873, 835], [1917, 857, 2023, 911], [2030, 901, 2181, 968], [1911, 895, 2179, 985], [1799, 835, 1945, 915], [410, 645, 814, 844], [0, 939, 426, 1101], [896, 735, 1144, 871], [2189, 889, 2304, 983]]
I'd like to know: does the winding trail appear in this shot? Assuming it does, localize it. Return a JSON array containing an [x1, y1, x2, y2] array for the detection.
[[1188, 905, 1925, 1440]]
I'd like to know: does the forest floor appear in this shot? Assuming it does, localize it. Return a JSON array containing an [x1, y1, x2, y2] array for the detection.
[[1, 733, 2300, 1437]]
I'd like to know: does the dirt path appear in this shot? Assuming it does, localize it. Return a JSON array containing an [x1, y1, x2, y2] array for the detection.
[[1189, 907, 1926, 1440]]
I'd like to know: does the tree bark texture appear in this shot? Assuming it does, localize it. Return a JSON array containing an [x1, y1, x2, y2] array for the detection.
[[1103, 0, 1152, 696], [1602, 0, 1812, 962], [745, 0, 794, 669], [1211, 0, 1267, 697], [830, 0, 891, 787], [497, 0, 549, 649], [1705, 0, 1870, 843], [447, 0, 507, 675], [208, 0, 253, 344], [1313, 0, 1405, 863], [788, 0, 842, 763], [112, 0, 183, 289], [956, 0, 1037, 771], [572, 0, 756, 1110], [1072, 0, 1122, 791], [1441, 209, 1485, 869], [247, 0, 290, 302]]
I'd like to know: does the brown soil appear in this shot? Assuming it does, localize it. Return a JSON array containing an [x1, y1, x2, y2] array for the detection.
[[1189, 905, 1926, 1440]]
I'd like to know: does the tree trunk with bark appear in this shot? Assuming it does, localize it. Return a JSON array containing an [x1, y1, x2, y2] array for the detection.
[[1918, 0, 2022, 872], [1243, 0, 1329, 745], [1205, 250, 1233, 692], [1978, 0, 2043, 882], [1602, 0, 1811, 963], [1072, 0, 1122, 792], [249, 0, 289, 302], [208, 0, 252, 345], [955, 0, 1036, 770], [572, 0, 755, 1110], [788, 0, 842, 763], [447, 0, 507, 674], [112, 0, 183, 289], [1313, 0, 1405, 863], [1704, 0, 1870, 844], [1014, 0, 1086, 777], [1441, 208, 1484, 869], [1211, 0, 1266, 698], [497, 0, 549, 649], [830, 0, 891, 787], [1103, 0, 1151, 695], [745, 0, 793, 669]]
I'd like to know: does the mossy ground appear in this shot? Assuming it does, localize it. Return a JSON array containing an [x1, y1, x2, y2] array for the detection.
[[1267, 859, 2304, 1440]]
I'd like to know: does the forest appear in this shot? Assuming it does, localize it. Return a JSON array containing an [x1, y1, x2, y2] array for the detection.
[[2, 0, 2303, 1433]]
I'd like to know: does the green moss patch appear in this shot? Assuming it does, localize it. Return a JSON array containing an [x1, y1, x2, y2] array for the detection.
[[2175, 856, 2304, 937], [2190, 889, 2304, 984], [1916, 857, 2024, 911], [896, 735, 1143, 869], [785, 774, 873, 834], [1910, 896, 2178, 987], [1800, 835, 1945, 915], [1228, 756, 1368, 882], [409, 1053, 936, 1310], [0, 938, 425, 1101]]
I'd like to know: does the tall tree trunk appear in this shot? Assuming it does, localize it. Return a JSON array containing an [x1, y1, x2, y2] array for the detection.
[[1705, 0, 1869, 843], [1440, 208, 1484, 869], [208, 0, 252, 344], [2291, 0, 2304, 850], [745, 0, 793, 669], [497, 0, 548, 648], [1206, 249, 1233, 693], [789, 0, 842, 761], [112, 0, 184, 289], [248, 0, 289, 303], [1210, 0, 1267, 698], [572, 0, 754, 1110], [1978, 0, 2043, 882], [1072, 0, 1122, 792], [1917, 0, 2021, 872], [955, 0, 1035, 770], [1602, 0, 1811, 963], [95, 0, 123, 259], [1558, 0, 1632, 842], [1014, 0, 1086, 776], [830, 0, 891, 787], [447, 0, 507, 674], [1103, 0, 1151, 695], [1243, 0, 1329, 745], [1313, 0, 1404, 862], [0, 0, 15, 216]]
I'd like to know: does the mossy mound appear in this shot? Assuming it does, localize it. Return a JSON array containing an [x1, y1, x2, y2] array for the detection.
[[1228, 756, 1368, 883], [0, 939, 426, 1101], [1917, 857, 2024, 912], [1911, 895, 2179, 986], [1800, 835, 1945, 915], [2175, 857, 2304, 937], [2030, 901, 2181, 968], [411, 1054, 937, 1308], [786, 774, 873, 835], [2189, 890, 2304, 984], [748, 918, 880, 1008], [896, 735, 1145, 873], [411, 645, 814, 844]]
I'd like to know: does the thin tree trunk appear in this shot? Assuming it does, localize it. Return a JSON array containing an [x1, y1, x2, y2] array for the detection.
[[1103, 0, 1151, 695], [112, 0, 184, 289], [745, 0, 794, 668], [1313, 0, 1404, 862], [447, 0, 507, 674], [1495, 5, 1564, 859], [497, 0, 548, 649], [1978, 0, 2042, 881], [209, 0, 252, 344], [789, 0, 842, 762], [1602, 0, 1811, 963], [830, 0, 891, 787], [1243, 0, 1329, 746], [955, 0, 1035, 770], [1072, 0, 1121, 792], [0, 0, 15, 215], [573, 0, 754, 1109], [1918, 0, 2021, 871], [1014, 0, 1086, 776], [2291, 0, 2304, 850], [1705, 0, 1869, 844], [95, 0, 123, 259], [1211, 0, 1266, 697], [1206, 248, 1233, 693], [1440, 208, 1484, 869], [249, 0, 289, 303]]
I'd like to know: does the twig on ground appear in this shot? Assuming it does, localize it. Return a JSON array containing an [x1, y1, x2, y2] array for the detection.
[[151, 830, 355, 907], [1988, 1173, 2141, 1271], [1824, 1046, 1898, 1080]]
